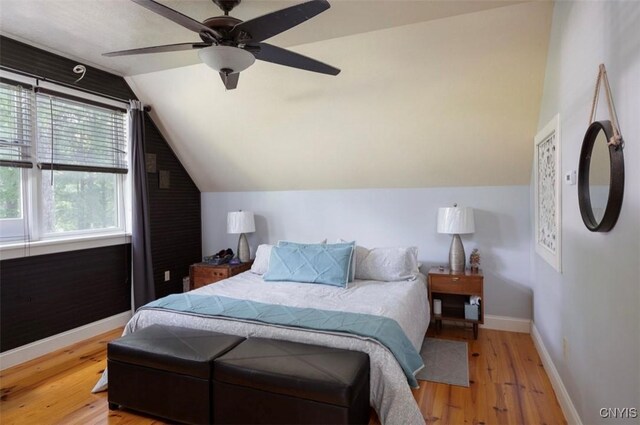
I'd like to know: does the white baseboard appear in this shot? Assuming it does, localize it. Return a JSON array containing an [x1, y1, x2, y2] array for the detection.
[[0, 311, 131, 371], [481, 314, 531, 333], [531, 323, 583, 425]]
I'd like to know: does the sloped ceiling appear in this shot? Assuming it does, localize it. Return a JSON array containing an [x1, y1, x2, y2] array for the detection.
[[128, 1, 553, 191], [0, 0, 553, 192]]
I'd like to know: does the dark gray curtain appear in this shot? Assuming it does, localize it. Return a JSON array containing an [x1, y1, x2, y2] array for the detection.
[[130, 100, 155, 309]]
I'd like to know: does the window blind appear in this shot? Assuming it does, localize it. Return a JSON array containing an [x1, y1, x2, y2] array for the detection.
[[0, 80, 34, 168], [36, 92, 128, 174]]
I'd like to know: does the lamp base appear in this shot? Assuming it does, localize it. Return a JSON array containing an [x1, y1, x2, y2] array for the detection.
[[449, 234, 466, 273], [237, 233, 250, 263]]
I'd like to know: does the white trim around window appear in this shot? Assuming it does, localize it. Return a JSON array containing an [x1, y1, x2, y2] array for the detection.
[[0, 232, 131, 260]]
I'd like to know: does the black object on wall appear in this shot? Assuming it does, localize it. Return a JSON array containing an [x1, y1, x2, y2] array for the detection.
[[0, 36, 202, 351], [0, 245, 131, 352]]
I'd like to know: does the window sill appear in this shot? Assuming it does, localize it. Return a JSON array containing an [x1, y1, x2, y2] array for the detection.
[[0, 232, 132, 261]]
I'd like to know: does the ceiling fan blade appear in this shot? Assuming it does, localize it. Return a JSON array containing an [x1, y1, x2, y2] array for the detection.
[[231, 0, 330, 43], [130, 0, 222, 39], [103, 42, 210, 57], [250, 43, 340, 76], [220, 72, 240, 90]]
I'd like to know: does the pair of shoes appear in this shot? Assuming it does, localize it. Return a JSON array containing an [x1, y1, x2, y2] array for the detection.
[[216, 248, 233, 258], [206, 248, 234, 265]]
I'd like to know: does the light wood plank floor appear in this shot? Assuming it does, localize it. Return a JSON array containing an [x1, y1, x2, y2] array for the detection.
[[0, 325, 565, 424]]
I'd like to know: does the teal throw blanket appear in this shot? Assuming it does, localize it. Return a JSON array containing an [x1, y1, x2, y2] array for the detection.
[[142, 294, 423, 387]]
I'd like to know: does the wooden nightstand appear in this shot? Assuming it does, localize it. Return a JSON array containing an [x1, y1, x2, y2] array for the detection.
[[427, 267, 484, 339], [189, 261, 254, 290]]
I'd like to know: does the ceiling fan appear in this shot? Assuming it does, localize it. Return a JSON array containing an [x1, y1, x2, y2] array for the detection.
[[104, 0, 340, 90]]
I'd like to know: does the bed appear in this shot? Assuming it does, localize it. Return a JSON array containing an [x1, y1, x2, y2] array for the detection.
[[96, 271, 430, 424]]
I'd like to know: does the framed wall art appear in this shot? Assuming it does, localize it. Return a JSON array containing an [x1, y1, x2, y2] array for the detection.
[[534, 114, 562, 272]]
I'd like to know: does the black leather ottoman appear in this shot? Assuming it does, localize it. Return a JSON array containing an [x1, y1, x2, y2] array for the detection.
[[213, 338, 370, 424], [108, 324, 244, 425]]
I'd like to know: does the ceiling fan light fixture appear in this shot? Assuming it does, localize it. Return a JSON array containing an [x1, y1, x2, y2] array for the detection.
[[103, 0, 340, 89], [198, 46, 255, 74]]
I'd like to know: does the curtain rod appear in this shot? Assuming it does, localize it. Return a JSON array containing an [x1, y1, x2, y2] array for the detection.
[[0, 65, 134, 105]]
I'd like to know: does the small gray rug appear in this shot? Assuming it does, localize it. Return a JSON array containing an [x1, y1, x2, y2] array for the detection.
[[416, 337, 469, 387]]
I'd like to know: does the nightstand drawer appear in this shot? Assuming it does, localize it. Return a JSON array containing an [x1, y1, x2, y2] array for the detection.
[[430, 275, 482, 295], [193, 267, 230, 281], [191, 267, 230, 289]]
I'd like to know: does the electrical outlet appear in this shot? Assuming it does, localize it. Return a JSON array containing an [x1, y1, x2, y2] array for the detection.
[[563, 337, 569, 361], [164, 271, 170, 282]]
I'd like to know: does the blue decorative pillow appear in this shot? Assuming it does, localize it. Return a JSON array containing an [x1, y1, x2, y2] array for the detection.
[[264, 243, 354, 287], [279, 240, 356, 282]]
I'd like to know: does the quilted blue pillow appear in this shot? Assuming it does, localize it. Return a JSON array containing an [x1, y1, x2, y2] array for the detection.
[[279, 240, 356, 282], [264, 243, 354, 287]]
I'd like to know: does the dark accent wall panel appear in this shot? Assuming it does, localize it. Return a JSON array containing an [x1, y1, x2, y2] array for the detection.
[[0, 37, 202, 351], [145, 114, 202, 298], [0, 36, 135, 101], [0, 245, 131, 352]]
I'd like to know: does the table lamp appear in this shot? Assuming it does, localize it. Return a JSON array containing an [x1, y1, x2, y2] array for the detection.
[[437, 204, 475, 273], [227, 211, 255, 263]]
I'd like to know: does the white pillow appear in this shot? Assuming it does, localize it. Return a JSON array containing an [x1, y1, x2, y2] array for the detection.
[[252, 240, 328, 275], [277, 239, 327, 246], [354, 245, 419, 281], [250, 244, 273, 275]]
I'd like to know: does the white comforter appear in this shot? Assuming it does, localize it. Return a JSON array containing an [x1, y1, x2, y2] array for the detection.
[[98, 272, 430, 424]]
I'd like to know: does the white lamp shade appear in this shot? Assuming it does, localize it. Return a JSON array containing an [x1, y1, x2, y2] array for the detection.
[[227, 211, 255, 234], [437, 206, 475, 234], [198, 46, 255, 73]]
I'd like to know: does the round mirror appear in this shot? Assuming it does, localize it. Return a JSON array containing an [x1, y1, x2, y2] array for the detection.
[[578, 120, 625, 232], [588, 130, 611, 223]]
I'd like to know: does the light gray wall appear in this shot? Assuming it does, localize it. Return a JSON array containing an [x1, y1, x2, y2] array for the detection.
[[202, 185, 533, 319], [533, 1, 640, 423]]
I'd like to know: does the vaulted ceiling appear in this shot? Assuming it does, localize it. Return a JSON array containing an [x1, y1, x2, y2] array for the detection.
[[0, 0, 553, 192]]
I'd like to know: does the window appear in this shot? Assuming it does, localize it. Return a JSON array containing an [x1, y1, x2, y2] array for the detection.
[[0, 76, 129, 245], [41, 170, 120, 234], [36, 92, 127, 236], [0, 81, 32, 240], [0, 167, 23, 219]]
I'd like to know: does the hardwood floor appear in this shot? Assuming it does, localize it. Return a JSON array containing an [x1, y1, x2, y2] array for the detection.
[[0, 324, 566, 425], [415, 325, 566, 425]]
